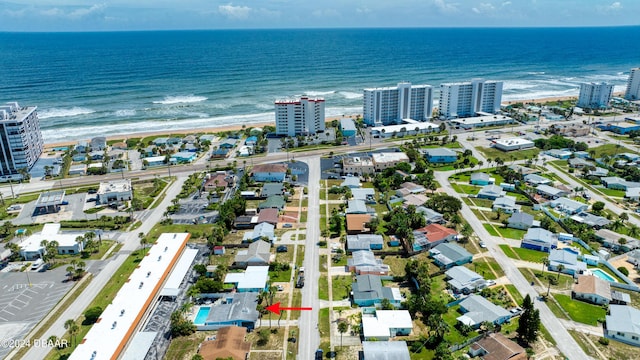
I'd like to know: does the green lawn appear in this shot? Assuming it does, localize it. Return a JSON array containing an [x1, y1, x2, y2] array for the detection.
[[591, 144, 638, 158], [318, 274, 329, 301], [599, 188, 626, 197], [499, 244, 546, 263], [504, 284, 524, 305], [269, 268, 292, 283], [451, 183, 481, 195], [442, 305, 479, 344], [483, 224, 499, 236], [479, 147, 540, 162], [495, 227, 526, 240], [331, 275, 353, 301], [553, 294, 606, 326], [467, 258, 505, 280]]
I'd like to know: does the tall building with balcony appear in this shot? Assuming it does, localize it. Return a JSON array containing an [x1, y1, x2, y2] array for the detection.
[[363, 82, 433, 126], [275, 96, 325, 136], [0, 102, 44, 178], [439, 79, 503, 120], [625, 67, 640, 101], [577, 82, 614, 109]]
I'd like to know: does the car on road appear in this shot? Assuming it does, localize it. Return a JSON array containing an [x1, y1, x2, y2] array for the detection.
[[315, 349, 323, 360], [479, 242, 487, 248]]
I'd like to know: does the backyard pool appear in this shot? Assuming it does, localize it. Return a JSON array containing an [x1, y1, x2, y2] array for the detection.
[[591, 268, 617, 283], [194, 306, 211, 324]]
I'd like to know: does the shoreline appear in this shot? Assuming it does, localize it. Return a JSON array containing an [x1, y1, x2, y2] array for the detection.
[[43, 91, 625, 148]]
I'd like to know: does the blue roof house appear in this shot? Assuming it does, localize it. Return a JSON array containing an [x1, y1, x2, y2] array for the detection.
[[470, 173, 495, 186], [424, 148, 458, 164], [430, 243, 473, 268], [521, 228, 557, 252]]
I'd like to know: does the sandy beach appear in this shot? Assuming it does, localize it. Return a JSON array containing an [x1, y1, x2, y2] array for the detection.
[[44, 91, 624, 149]]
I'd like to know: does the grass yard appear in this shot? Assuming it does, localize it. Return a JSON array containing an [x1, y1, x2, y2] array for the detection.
[[383, 255, 408, 277], [479, 147, 540, 162], [592, 144, 638, 158], [269, 268, 292, 283], [599, 187, 626, 197], [331, 275, 353, 301], [495, 227, 526, 240], [553, 294, 606, 326], [442, 305, 479, 344], [164, 331, 208, 360], [504, 284, 524, 305], [319, 274, 329, 300], [519, 267, 575, 292], [451, 183, 481, 195], [467, 258, 505, 280], [484, 224, 499, 236], [499, 244, 546, 263]]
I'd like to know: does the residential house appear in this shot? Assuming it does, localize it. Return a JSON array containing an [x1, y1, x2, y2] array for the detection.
[[477, 185, 506, 200], [573, 150, 590, 158], [251, 164, 287, 182], [605, 305, 640, 347], [346, 199, 370, 214], [258, 196, 286, 210], [521, 228, 557, 252], [346, 234, 384, 252], [352, 188, 376, 203], [89, 150, 104, 161], [412, 224, 459, 252], [618, 152, 640, 162], [548, 197, 588, 215], [596, 229, 640, 252], [242, 222, 275, 243], [470, 173, 495, 186], [402, 194, 428, 207], [568, 157, 591, 168], [197, 326, 251, 360], [430, 242, 473, 268], [219, 138, 237, 149], [234, 216, 256, 229], [245, 136, 258, 146], [171, 152, 197, 163], [508, 212, 538, 230], [524, 173, 552, 186], [256, 208, 278, 225], [424, 147, 458, 163], [347, 250, 390, 275], [548, 248, 586, 276], [75, 140, 89, 153], [500, 183, 516, 191], [223, 266, 269, 292], [589, 167, 609, 177], [68, 164, 87, 176], [611, 291, 631, 305], [341, 176, 361, 188], [199, 134, 216, 143], [211, 148, 230, 159], [536, 184, 568, 199], [346, 214, 372, 234], [468, 333, 526, 360], [153, 137, 169, 146], [625, 188, 640, 201], [361, 310, 413, 341], [261, 183, 284, 198], [362, 341, 410, 360], [546, 149, 572, 159], [492, 196, 521, 214], [195, 292, 259, 331], [399, 182, 426, 194], [417, 206, 445, 224], [572, 275, 612, 305], [457, 294, 512, 328], [627, 249, 640, 266], [601, 176, 640, 190], [510, 164, 539, 175], [570, 212, 611, 229], [204, 172, 230, 191], [351, 275, 401, 307], [234, 240, 271, 268], [445, 266, 487, 294]]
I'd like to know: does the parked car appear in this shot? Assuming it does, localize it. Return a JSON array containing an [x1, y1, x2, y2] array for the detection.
[[276, 245, 288, 253], [283, 223, 292, 228], [86, 197, 97, 202]]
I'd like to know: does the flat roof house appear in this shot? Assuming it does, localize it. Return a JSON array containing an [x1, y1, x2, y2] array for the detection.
[[224, 266, 269, 292], [361, 310, 413, 341], [347, 250, 390, 275], [423, 147, 458, 163], [457, 294, 511, 328], [362, 341, 410, 360], [445, 266, 486, 294], [346, 234, 384, 252], [430, 242, 473, 268], [196, 292, 259, 331], [19, 224, 86, 260], [548, 197, 588, 215], [492, 137, 534, 152], [372, 152, 410, 171], [521, 228, 557, 252], [572, 275, 612, 305], [605, 305, 640, 347], [351, 274, 402, 308], [97, 179, 132, 205]]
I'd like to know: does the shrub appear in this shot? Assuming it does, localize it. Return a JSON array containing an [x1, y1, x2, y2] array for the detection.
[[598, 337, 609, 346], [83, 306, 103, 325], [617, 266, 629, 276]]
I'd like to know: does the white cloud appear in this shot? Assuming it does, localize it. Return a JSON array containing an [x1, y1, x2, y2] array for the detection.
[[68, 4, 106, 19], [312, 8, 340, 18], [433, 0, 458, 13], [218, 3, 252, 19], [40, 7, 64, 17], [608, 1, 622, 10], [472, 2, 495, 14], [502, 1, 512, 6], [356, 7, 372, 14]]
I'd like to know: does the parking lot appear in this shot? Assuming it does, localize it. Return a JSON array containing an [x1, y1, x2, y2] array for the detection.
[[170, 198, 219, 225], [0, 267, 74, 359], [12, 193, 89, 225]]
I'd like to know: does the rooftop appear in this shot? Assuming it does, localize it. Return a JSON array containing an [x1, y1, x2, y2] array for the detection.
[[224, 266, 269, 290], [198, 326, 251, 360], [98, 179, 132, 195], [573, 275, 612, 301], [372, 152, 410, 164], [35, 190, 65, 207], [362, 341, 410, 360], [606, 305, 640, 335], [493, 137, 534, 146]]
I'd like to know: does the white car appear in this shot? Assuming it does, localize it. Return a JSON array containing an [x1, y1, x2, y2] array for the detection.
[[479, 242, 487, 248]]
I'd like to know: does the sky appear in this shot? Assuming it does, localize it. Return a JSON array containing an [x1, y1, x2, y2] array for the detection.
[[0, 0, 637, 32]]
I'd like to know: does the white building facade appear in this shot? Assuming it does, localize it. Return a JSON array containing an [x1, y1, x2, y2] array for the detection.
[[439, 79, 503, 119], [275, 96, 325, 136], [625, 68, 640, 101], [577, 82, 614, 109], [363, 82, 433, 126], [0, 102, 44, 178]]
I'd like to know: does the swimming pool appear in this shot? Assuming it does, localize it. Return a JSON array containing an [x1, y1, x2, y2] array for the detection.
[[591, 268, 617, 283], [194, 306, 211, 324]]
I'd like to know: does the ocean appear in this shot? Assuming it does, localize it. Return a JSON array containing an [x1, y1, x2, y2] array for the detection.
[[0, 27, 638, 143]]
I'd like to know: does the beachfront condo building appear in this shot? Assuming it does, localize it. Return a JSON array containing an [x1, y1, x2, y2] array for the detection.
[[577, 82, 614, 109], [625, 67, 640, 101], [275, 96, 325, 136], [363, 82, 433, 126], [438, 79, 503, 120], [0, 102, 44, 178]]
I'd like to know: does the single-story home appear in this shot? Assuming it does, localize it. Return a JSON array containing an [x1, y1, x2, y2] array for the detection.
[[346, 199, 371, 214], [256, 208, 279, 225], [477, 185, 506, 200], [261, 183, 284, 198], [362, 310, 413, 341], [508, 212, 538, 230], [546, 149, 572, 159], [457, 294, 511, 328], [468, 333, 525, 360], [258, 195, 286, 210], [351, 275, 401, 307], [352, 188, 376, 203], [346, 234, 384, 252], [362, 341, 410, 360], [524, 173, 552, 186], [251, 163, 287, 182], [412, 224, 459, 252], [195, 293, 259, 331], [570, 212, 611, 229], [430, 243, 473, 268], [416, 206, 445, 224], [445, 266, 487, 294], [347, 250, 390, 275], [341, 176, 361, 189], [242, 222, 276, 243], [223, 266, 269, 292], [423, 147, 458, 163], [572, 275, 612, 305], [548, 248, 586, 276], [521, 227, 557, 252], [346, 214, 372, 234], [605, 305, 640, 347], [234, 240, 271, 268], [492, 196, 521, 214], [536, 184, 568, 199], [197, 326, 251, 360], [470, 173, 495, 186], [548, 197, 589, 215]]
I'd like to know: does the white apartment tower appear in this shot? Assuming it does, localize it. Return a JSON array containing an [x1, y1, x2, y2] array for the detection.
[[577, 82, 614, 109], [363, 82, 433, 126], [439, 79, 503, 120], [0, 102, 44, 177], [275, 96, 325, 136], [625, 68, 640, 101]]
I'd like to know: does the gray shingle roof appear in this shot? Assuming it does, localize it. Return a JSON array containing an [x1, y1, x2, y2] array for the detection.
[[606, 305, 640, 335], [457, 294, 511, 326], [508, 212, 534, 226]]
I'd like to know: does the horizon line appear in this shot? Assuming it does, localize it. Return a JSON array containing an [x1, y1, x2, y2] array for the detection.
[[1, 24, 639, 34]]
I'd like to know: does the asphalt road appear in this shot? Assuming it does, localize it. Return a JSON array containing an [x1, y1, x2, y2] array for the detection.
[[16, 176, 188, 360], [297, 155, 321, 360]]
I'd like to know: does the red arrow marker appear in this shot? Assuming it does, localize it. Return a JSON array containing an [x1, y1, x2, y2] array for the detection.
[[265, 302, 312, 315]]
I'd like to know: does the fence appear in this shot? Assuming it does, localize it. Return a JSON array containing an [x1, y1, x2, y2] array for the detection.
[[572, 237, 640, 291]]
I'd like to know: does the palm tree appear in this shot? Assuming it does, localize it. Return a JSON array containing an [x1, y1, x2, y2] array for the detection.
[[556, 264, 565, 280], [541, 257, 549, 273], [75, 236, 85, 253], [64, 319, 79, 346], [66, 265, 75, 281], [337, 320, 349, 347], [629, 225, 640, 238], [139, 232, 148, 256], [47, 335, 61, 354]]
